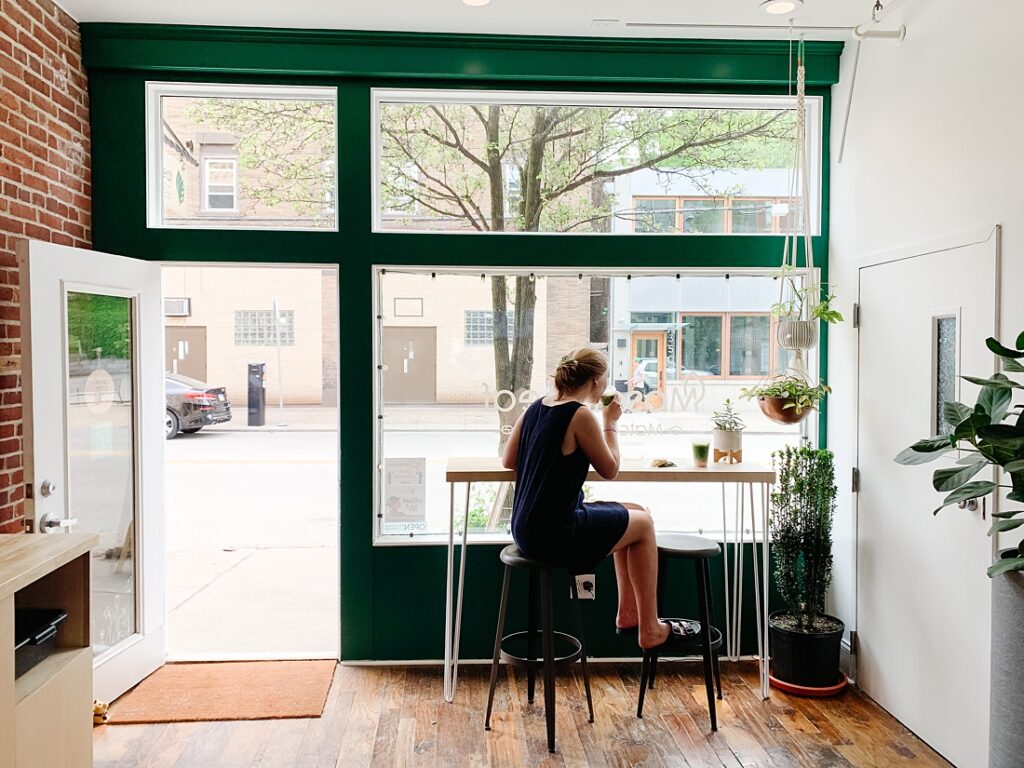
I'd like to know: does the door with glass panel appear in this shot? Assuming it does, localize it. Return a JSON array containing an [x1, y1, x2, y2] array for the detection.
[[630, 332, 666, 394], [17, 241, 165, 703]]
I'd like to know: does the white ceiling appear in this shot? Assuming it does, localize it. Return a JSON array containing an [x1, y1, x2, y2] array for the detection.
[[57, 0, 908, 41]]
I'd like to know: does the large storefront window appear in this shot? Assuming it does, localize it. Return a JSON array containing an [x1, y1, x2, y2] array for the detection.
[[374, 90, 821, 235], [374, 268, 816, 543]]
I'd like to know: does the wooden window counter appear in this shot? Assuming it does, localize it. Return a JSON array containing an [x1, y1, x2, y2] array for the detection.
[[1, 533, 99, 768]]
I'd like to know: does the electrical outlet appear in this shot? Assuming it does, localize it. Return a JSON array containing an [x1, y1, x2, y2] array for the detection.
[[574, 574, 596, 600]]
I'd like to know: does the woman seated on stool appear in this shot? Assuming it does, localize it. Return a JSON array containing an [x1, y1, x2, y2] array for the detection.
[[501, 347, 697, 652]]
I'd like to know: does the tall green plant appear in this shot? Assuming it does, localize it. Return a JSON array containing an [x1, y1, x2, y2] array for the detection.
[[771, 446, 837, 629], [895, 330, 1024, 577]]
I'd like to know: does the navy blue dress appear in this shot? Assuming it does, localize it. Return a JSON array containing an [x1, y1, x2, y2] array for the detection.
[[511, 399, 630, 574]]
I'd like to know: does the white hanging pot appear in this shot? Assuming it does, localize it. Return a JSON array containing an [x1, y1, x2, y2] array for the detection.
[[777, 318, 819, 351]]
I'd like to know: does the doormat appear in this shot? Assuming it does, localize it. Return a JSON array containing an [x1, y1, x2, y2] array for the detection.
[[107, 660, 337, 723]]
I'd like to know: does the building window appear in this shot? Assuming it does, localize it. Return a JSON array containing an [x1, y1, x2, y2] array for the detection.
[[680, 315, 724, 376], [464, 310, 515, 346], [731, 199, 775, 234], [729, 315, 771, 376], [203, 158, 237, 212], [234, 309, 295, 346], [635, 199, 677, 233], [682, 199, 727, 233]]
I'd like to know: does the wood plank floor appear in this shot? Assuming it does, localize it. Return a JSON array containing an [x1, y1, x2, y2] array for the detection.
[[92, 662, 952, 768]]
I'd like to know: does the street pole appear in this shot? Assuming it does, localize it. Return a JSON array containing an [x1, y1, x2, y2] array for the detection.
[[273, 298, 287, 426]]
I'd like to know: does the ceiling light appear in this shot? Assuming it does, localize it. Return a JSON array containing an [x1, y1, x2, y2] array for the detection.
[[463, 0, 490, 6], [760, 0, 803, 14]]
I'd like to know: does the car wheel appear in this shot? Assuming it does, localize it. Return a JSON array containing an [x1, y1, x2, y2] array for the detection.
[[182, 427, 202, 434], [165, 409, 180, 439]]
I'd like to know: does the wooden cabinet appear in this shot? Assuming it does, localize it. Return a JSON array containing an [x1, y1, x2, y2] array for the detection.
[[0, 533, 98, 768]]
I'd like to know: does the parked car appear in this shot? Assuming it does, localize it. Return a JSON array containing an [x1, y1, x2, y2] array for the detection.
[[165, 373, 232, 438]]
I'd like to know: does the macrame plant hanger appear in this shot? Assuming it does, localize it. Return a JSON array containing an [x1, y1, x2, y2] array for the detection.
[[775, 35, 819, 380]]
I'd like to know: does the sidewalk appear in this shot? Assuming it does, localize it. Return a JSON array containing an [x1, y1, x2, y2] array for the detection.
[[206, 405, 338, 432]]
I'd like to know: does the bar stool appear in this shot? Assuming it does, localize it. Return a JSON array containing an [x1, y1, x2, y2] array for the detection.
[[484, 544, 594, 753], [637, 532, 723, 731]]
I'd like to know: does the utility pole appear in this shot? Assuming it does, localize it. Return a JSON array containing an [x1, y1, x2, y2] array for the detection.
[[273, 298, 287, 427]]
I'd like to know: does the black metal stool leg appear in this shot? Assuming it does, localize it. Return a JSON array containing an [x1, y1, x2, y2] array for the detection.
[[695, 559, 718, 732], [526, 569, 539, 704], [539, 570, 557, 753], [649, 551, 668, 690], [637, 652, 651, 718], [704, 560, 723, 700], [569, 577, 594, 724], [485, 565, 512, 731]]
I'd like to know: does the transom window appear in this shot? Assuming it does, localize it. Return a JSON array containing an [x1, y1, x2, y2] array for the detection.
[[147, 82, 338, 231], [465, 310, 516, 346], [373, 89, 821, 235]]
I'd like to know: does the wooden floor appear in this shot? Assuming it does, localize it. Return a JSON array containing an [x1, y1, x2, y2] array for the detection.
[[93, 661, 951, 767]]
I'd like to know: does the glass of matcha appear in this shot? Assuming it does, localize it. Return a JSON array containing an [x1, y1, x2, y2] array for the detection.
[[692, 440, 710, 468]]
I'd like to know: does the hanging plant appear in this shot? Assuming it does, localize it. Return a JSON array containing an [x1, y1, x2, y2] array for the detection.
[[740, 375, 830, 425]]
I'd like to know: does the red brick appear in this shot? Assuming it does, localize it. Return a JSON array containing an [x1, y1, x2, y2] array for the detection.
[[17, 28, 45, 60], [0, 406, 21, 421], [0, 73, 29, 103], [0, 215, 24, 235], [23, 222, 47, 239]]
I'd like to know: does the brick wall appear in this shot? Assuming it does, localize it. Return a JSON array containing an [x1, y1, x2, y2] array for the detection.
[[0, 0, 91, 533]]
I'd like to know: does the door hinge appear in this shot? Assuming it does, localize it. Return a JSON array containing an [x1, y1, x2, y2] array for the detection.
[[849, 630, 858, 655], [852, 467, 860, 493], [25, 483, 33, 500], [852, 303, 860, 328]]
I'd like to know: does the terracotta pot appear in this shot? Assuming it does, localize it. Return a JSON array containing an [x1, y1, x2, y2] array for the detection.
[[758, 396, 809, 425]]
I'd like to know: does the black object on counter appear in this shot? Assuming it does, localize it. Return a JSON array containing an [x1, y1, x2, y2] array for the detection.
[[14, 608, 68, 678]]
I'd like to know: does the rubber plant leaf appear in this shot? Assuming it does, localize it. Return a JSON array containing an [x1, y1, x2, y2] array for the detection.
[[894, 436, 954, 465], [1003, 358, 1024, 374], [932, 459, 988, 492], [985, 337, 1024, 359], [978, 382, 1013, 423], [1005, 460, 1024, 473], [942, 401, 973, 426], [1007, 490, 1024, 504], [963, 375, 1023, 390], [988, 557, 1024, 578], [988, 518, 1024, 535], [976, 424, 1024, 450], [955, 411, 991, 442], [933, 480, 997, 515], [1016, 330, 1024, 351]]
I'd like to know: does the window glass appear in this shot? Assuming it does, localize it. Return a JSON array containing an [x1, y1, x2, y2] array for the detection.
[[935, 316, 957, 434], [729, 315, 771, 376], [682, 200, 726, 233], [234, 309, 295, 346], [681, 316, 723, 376], [635, 199, 678, 233], [376, 270, 811, 540], [151, 84, 337, 230], [375, 91, 820, 235], [731, 199, 774, 234]]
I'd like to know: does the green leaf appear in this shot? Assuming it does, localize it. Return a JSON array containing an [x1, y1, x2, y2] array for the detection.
[[986, 337, 1024, 359], [932, 459, 988, 492], [894, 446, 949, 465], [957, 453, 989, 464], [976, 424, 1024, 450], [991, 509, 1022, 519], [894, 436, 954, 465], [1005, 460, 1024, 473], [1016, 330, 1024, 351], [933, 480, 997, 514], [955, 411, 991, 441], [943, 401, 973, 426], [964, 375, 1023, 390], [988, 557, 1024, 578], [989, 518, 1024, 535], [1003, 357, 1024, 374], [1008, 491, 1024, 504], [979, 382, 1013, 423]]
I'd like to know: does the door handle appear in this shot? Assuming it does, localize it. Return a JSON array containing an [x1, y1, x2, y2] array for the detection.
[[957, 499, 979, 511], [40, 479, 57, 497], [39, 513, 78, 533]]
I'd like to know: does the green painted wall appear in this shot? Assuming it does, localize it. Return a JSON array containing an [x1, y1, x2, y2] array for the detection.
[[81, 25, 840, 661]]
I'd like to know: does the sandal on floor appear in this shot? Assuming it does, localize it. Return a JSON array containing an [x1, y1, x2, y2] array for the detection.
[[642, 619, 701, 652]]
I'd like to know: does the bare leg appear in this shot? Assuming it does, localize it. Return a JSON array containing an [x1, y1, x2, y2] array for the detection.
[[610, 507, 669, 650], [613, 502, 645, 630]]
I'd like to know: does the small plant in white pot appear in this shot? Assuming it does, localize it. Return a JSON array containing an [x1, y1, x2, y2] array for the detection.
[[711, 399, 745, 464]]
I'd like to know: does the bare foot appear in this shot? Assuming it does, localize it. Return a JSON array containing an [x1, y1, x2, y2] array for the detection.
[[638, 620, 671, 650], [615, 609, 639, 631]]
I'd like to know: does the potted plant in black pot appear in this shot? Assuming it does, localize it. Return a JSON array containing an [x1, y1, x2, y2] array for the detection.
[[768, 445, 848, 696], [895, 330, 1024, 768]]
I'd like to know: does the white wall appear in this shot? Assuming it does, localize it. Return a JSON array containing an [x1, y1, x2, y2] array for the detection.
[[828, 0, 1024, 639]]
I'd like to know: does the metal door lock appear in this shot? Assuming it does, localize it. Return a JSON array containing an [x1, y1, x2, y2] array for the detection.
[[958, 498, 980, 511], [39, 479, 57, 497]]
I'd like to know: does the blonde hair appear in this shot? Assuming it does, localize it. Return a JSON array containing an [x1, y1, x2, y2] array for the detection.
[[553, 348, 608, 397]]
